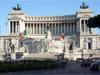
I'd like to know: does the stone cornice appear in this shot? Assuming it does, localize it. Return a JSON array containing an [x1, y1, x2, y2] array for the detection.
[[8, 11, 25, 15], [80, 34, 99, 36]]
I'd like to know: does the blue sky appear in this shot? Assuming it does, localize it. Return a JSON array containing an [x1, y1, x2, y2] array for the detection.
[[0, 0, 100, 35]]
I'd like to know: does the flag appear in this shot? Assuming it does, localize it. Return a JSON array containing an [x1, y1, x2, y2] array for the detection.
[[61, 31, 64, 40], [19, 33, 22, 37], [23, 30, 27, 35], [19, 30, 27, 37]]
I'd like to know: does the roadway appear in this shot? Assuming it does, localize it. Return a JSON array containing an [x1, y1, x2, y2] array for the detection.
[[0, 60, 100, 75]]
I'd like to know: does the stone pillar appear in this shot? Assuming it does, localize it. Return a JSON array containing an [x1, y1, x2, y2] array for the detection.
[[55, 23, 56, 34], [91, 28, 94, 34], [76, 20, 79, 33], [33, 23, 34, 34], [70, 23, 71, 34], [16, 21, 17, 34], [17, 22, 19, 33], [84, 20, 86, 33], [58, 23, 59, 34], [45, 23, 46, 34], [27, 23, 28, 35], [39, 23, 41, 34], [42, 23, 44, 34], [34, 23, 36, 34], [30, 23, 31, 34], [12, 21, 14, 34], [36, 23, 38, 34], [73, 23, 75, 33], [67, 23, 68, 34], [64, 23, 65, 34], [87, 27, 89, 33], [61, 23, 62, 34], [79, 19, 82, 34], [8, 21, 10, 34], [19, 20, 21, 33], [52, 23, 53, 34]]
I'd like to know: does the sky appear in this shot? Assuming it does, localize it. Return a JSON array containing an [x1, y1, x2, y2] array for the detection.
[[0, 0, 100, 35]]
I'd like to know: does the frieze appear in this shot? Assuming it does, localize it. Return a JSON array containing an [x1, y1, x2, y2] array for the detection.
[[81, 14, 91, 18]]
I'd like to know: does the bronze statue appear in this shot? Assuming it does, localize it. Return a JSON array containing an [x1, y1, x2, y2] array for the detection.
[[13, 4, 21, 10], [80, 2, 89, 9]]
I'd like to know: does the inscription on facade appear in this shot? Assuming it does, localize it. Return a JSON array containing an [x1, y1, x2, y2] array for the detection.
[[49, 41, 61, 50]]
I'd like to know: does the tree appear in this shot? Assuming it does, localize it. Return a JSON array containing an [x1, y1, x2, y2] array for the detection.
[[87, 15, 100, 28]]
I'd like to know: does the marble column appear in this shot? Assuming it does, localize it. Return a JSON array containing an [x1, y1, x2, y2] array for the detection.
[[79, 19, 82, 34], [58, 23, 59, 34], [16, 21, 17, 34], [12, 21, 14, 34], [73, 23, 75, 33], [45, 23, 46, 34], [70, 23, 71, 34], [19, 20, 21, 33], [84, 20, 86, 33], [91, 28, 94, 34], [27, 23, 28, 35], [17, 23, 18, 33], [52, 23, 53, 34], [76, 20, 79, 33], [61, 23, 62, 34], [64, 23, 65, 34], [42, 23, 44, 34], [67, 23, 68, 34], [36, 23, 38, 34], [55, 23, 56, 34], [39, 23, 41, 34], [8, 21, 10, 34], [30, 23, 31, 34], [33, 23, 34, 34]]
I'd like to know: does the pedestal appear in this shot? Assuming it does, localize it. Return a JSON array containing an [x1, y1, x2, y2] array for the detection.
[[11, 52, 16, 60]]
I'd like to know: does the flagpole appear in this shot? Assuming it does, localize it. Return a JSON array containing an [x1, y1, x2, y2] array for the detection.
[[26, 30, 27, 53], [26, 34, 27, 53]]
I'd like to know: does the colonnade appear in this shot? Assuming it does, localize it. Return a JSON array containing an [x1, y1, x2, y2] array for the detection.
[[80, 19, 93, 33], [9, 21, 19, 34], [8, 20, 93, 35], [25, 22, 77, 35]]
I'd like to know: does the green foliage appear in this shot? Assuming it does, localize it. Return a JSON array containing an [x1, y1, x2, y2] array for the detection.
[[87, 15, 100, 28], [0, 60, 61, 73]]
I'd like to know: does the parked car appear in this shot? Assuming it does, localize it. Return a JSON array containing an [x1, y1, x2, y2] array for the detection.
[[98, 62, 100, 66], [85, 59, 93, 66], [90, 64, 99, 71], [81, 62, 87, 67]]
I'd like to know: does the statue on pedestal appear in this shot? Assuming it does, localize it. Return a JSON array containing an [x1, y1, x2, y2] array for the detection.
[[45, 22, 52, 41], [11, 44, 15, 53]]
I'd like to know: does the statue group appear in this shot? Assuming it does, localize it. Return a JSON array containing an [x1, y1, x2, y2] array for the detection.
[[13, 4, 21, 10]]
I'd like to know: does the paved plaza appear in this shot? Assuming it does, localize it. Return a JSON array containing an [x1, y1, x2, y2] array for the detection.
[[0, 61, 100, 75]]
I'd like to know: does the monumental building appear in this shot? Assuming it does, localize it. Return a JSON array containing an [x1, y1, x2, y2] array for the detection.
[[0, 3, 100, 60]]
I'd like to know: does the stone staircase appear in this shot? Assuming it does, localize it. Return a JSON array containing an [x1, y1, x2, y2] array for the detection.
[[21, 53, 61, 60]]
